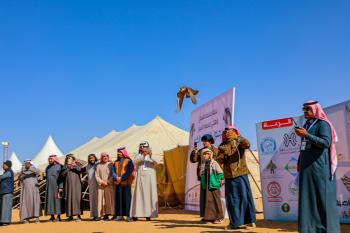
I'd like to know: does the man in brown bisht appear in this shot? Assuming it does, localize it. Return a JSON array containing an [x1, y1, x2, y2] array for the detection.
[[60, 154, 83, 221], [95, 152, 115, 221], [217, 125, 256, 229], [190, 134, 218, 219], [19, 160, 42, 224]]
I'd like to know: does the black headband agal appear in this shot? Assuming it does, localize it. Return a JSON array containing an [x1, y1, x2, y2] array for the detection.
[[303, 101, 318, 106]]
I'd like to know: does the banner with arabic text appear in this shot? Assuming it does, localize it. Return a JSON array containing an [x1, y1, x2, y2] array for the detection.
[[256, 100, 350, 223]]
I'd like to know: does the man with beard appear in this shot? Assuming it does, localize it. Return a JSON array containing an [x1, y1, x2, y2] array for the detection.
[[112, 147, 135, 221], [295, 100, 340, 233], [95, 153, 114, 221], [19, 160, 41, 224], [83, 154, 99, 220], [217, 126, 256, 229], [130, 141, 158, 221], [44, 155, 64, 222]]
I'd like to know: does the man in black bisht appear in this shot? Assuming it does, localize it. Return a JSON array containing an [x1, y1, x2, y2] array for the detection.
[[60, 154, 83, 221]]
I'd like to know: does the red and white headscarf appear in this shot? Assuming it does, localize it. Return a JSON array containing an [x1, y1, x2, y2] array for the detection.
[[48, 154, 61, 164], [304, 100, 338, 177], [99, 152, 112, 162], [222, 125, 241, 142], [117, 147, 136, 183], [226, 125, 240, 135]]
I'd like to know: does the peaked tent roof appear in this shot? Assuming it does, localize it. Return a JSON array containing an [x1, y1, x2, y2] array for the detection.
[[69, 136, 99, 155], [9, 152, 22, 172], [32, 136, 64, 168], [68, 130, 122, 161], [71, 116, 189, 163], [103, 116, 188, 162]]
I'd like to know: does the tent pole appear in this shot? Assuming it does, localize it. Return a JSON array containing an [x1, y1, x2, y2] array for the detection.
[[248, 149, 260, 165]]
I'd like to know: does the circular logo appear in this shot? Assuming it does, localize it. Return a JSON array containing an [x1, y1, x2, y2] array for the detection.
[[285, 158, 298, 177], [281, 203, 290, 213], [288, 181, 299, 197], [267, 181, 281, 197], [260, 137, 277, 155]]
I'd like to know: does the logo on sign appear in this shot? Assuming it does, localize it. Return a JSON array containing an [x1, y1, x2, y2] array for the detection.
[[281, 203, 290, 213], [288, 181, 299, 197], [283, 132, 298, 147], [341, 175, 350, 192], [267, 181, 283, 202], [285, 157, 298, 177], [279, 132, 300, 154], [260, 137, 277, 155]]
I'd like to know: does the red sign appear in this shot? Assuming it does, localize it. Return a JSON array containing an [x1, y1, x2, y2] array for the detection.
[[262, 117, 294, 130]]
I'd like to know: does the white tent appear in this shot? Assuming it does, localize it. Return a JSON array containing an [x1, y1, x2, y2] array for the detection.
[[66, 130, 122, 162], [69, 136, 99, 155], [71, 116, 189, 163], [9, 152, 23, 172], [32, 136, 64, 168]]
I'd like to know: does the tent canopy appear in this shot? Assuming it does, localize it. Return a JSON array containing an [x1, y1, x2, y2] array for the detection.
[[245, 150, 263, 213], [70, 136, 99, 155], [32, 136, 64, 168], [9, 152, 22, 172], [70, 116, 189, 163]]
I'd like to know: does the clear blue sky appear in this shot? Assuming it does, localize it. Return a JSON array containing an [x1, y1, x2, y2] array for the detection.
[[0, 0, 349, 161]]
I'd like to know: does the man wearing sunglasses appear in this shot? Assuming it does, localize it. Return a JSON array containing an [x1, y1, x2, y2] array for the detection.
[[295, 100, 340, 233], [130, 141, 158, 221]]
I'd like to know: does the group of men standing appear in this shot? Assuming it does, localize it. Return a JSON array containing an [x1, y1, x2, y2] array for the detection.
[[0, 141, 159, 225], [0, 100, 342, 233]]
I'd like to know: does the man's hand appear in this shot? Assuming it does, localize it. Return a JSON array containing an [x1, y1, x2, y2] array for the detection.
[[114, 177, 121, 185], [294, 127, 308, 138], [193, 144, 198, 153], [101, 182, 108, 187], [218, 153, 225, 159], [220, 179, 225, 187]]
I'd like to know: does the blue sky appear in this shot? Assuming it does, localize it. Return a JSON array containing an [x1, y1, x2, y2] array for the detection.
[[0, 1, 349, 161]]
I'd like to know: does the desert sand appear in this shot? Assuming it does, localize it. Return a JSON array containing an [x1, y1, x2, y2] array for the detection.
[[1, 209, 349, 233]]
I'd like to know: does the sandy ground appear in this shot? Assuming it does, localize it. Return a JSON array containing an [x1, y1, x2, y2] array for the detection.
[[1, 209, 349, 233]]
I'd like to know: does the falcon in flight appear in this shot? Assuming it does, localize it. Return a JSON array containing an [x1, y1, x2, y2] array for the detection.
[[176, 86, 199, 112]]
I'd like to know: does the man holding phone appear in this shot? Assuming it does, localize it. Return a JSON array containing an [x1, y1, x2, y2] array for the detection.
[[130, 141, 158, 221], [60, 154, 83, 221], [295, 100, 340, 233]]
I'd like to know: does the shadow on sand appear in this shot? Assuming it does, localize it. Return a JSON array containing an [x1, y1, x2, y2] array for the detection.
[[153, 218, 298, 233]]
